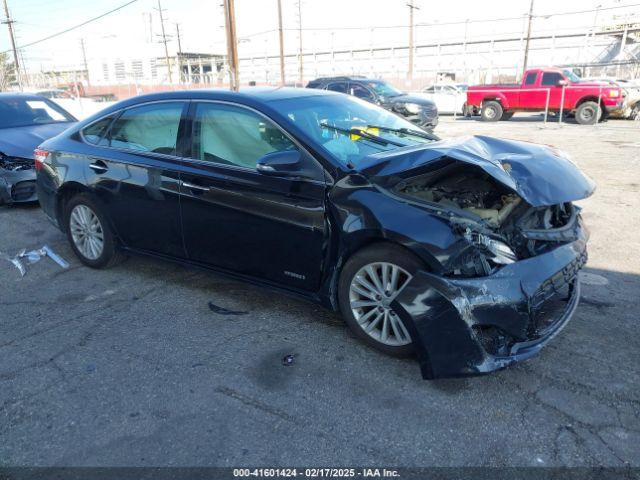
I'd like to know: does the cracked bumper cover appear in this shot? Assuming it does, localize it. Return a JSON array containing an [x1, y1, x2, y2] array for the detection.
[[392, 237, 588, 379], [0, 167, 37, 205]]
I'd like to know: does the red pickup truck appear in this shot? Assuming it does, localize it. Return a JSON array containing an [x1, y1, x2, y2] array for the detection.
[[466, 68, 625, 124]]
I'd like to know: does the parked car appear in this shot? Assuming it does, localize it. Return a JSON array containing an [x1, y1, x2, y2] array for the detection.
[[307, 76, 438, 129], [36, 88, 593, 379], [466, 68, 625, 124], [0, 93, 76, 205], [583, 78, 640, 120], [25, 88, 112, 120], [413, 84, 466, 114]]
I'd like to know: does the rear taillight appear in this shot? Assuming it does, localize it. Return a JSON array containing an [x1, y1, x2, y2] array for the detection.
[[34, 149, 49, 171]]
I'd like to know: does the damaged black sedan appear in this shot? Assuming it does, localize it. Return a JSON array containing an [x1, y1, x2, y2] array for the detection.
[[35, 88, 594, 379], [0, 93, 76, 205]]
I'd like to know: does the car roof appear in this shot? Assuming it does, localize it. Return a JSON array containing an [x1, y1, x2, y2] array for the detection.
[[72, 87, 343, 127], [0, 92, 49, 101], [118, 87, 330, 105]]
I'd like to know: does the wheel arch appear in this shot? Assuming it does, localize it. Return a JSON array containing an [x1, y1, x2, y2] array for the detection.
[[575, 95, 606, 110], [55, 183, 121, 242], [55, 182, 91, 224], [482, 95, 509, 110], [322, 232, 441, 311]]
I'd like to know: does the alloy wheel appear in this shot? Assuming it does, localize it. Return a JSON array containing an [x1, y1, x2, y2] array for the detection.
[[69, 204, 104, 260], [349, 262, 413, 346]]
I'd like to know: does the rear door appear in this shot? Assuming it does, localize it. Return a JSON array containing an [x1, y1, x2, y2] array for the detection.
[[518, 71, 540, 109], [82, 101, 188, 257], [178, 101, 328, 292]]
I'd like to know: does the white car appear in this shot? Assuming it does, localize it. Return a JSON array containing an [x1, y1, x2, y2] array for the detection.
[[583, 78, 640, 120], [413, 84, 466, 115], [30, 89, 113, 120]]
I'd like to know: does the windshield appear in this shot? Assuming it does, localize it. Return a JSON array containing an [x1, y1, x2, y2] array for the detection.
[[364, 81, 403, 98], [270, 94, 435, 167], [562, 69, 582, 83], [0, 97, 75, 129]]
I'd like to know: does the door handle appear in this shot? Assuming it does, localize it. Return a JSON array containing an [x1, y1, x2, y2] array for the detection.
[[89, 160, 108, 174], [181, 180, 209, 193]]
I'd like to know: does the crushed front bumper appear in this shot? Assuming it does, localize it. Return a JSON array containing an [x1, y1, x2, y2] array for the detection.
[[392, 239, 588, 379], [0, 162, 37, 205]]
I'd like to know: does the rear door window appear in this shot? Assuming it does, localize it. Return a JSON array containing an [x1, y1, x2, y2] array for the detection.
[[106, 102, 186, 155], [524, 72, 537, 85]]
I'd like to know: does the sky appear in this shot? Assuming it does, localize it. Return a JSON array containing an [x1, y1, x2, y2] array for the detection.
[[1, 0, 639, 71]]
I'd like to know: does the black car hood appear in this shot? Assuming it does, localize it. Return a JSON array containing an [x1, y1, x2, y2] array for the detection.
[[385, 94, 435, 107], [359, 135, 596, 207], [0, 123, 74, 159]]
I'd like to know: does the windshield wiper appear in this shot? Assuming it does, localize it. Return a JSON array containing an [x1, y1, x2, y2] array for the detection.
[[366, 125, 439, 142], [319, 122, 405, 147]]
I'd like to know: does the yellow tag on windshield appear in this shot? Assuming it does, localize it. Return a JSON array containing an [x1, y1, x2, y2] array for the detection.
[[350, 126, 380, 141]]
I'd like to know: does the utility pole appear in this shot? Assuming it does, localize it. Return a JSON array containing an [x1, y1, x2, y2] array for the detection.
[[175, 23, 182, 84], [522, 0, 535, 76], [156, 0, 173, 84], [80, 38, 90, 86], [407, 0, 419, 84], [297, 0, 303, 86], [223, 0, 239, 91], [277, 0, 285, 86], [2, 0, 22, 90]]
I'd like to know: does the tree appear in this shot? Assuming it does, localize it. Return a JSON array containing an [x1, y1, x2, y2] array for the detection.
[[0, 52, 16, 91]]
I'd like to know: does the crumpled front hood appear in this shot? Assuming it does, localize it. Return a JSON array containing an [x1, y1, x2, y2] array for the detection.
[[0, 123, 74, 159], [360, 135, 596, 207]]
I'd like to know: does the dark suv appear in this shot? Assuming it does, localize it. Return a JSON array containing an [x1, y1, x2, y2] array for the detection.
[[307, 76, 438, 130]]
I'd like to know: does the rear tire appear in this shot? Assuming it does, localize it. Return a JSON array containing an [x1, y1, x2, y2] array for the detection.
[[338, 243, 425, 357], [575, 101, 601, 125], [500, 111, 514, 121], [481, 101, 503, 122], [64, 193, 124, 269]]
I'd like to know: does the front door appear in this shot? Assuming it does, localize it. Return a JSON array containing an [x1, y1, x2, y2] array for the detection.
[[179, 101, 327, 292]]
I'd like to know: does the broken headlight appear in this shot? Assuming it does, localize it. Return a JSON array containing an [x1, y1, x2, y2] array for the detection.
[[475, 234, 517, 265], [403, 103, 422, 114], [449, 229, 519, 277]]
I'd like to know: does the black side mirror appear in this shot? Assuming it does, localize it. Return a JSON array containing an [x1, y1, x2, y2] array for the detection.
[[256, 150, 316, 179]]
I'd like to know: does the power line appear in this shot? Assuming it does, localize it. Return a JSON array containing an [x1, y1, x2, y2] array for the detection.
[[237, 1, 640, 37], [1, 0, 139, 54]]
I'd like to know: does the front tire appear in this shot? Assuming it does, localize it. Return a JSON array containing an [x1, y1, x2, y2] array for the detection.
[[338, 244, 424, 357], [65, 193, 123, 268], [481, 101, 503, 122], [575, 101, 601, 125]]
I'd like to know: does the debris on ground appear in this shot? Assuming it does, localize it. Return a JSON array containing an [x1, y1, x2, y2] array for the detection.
[[0, 245, 70, 276], [207, 301, 248, 316], [282, 354, 297, 366]]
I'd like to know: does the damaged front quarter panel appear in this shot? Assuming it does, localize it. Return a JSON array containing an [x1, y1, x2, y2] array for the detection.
[[354, 135, 595, 379], [391, 235, 588, 379]]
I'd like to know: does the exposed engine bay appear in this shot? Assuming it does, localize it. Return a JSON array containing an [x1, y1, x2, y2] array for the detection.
[[0, 156, 34, 172], [396, 164, 521, 228], [395, 161, 578, 274]]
